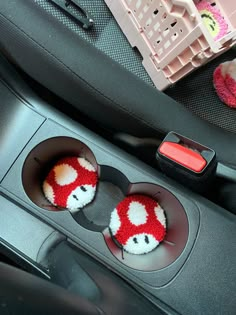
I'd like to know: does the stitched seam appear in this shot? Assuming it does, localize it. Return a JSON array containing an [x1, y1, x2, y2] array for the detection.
[[0, 11, 163, 133]]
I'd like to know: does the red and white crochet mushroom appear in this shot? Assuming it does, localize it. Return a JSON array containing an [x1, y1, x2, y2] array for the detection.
[[109, 194, 166, 255], [43, 156, 98, 212]]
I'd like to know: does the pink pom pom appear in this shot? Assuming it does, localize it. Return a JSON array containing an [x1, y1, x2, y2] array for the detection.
[[213, 61, 236, 108]]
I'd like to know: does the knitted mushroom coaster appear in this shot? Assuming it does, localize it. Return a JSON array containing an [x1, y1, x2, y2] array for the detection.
[[213, 59, 236, 108], [109, 195, 166, 255], [43, 157, 98, 212], [196, 0, 228, 41]]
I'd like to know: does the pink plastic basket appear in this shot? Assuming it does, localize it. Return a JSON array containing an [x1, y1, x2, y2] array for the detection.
[[105, 0, 236, 90]]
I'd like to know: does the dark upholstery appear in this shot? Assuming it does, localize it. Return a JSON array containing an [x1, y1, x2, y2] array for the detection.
[[0, 0, 236, 168]]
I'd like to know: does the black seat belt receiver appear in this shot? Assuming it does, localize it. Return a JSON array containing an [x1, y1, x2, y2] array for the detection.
[[156, 132, 217, 193]]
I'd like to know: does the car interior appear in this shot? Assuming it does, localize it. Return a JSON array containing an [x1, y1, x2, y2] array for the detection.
[[0, 1, 235, 314]]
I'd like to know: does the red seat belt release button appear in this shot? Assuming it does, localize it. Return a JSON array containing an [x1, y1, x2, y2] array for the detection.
[[156, 132, 216, 192], [159, 142, 207, 173]]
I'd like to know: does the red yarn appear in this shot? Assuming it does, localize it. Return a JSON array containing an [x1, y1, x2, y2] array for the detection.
[[213, 66, 236, 108], [45, 156, 97, 208], [113, 195, 166, 246]]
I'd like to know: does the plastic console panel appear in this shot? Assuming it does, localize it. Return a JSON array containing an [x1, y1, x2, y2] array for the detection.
[[0, 62, 235, 315]]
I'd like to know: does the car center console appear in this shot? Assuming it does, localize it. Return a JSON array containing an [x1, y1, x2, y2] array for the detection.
[[0, 58, 235, 315]]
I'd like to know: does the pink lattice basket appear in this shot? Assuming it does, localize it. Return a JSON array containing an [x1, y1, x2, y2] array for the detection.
[[105, 0, 236, 90]]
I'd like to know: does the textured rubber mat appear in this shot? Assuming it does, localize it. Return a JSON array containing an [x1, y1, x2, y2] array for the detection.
[[35, 0, 236, 133], [166, 47, 236, 134]]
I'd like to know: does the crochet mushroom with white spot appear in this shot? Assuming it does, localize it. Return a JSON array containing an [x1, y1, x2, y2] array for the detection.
[[109, 195, 166, 255], [43, 157, 98, 212]]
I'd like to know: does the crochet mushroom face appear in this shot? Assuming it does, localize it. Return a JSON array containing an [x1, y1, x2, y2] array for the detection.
[[109, 195, 166, 255], [196, 0, 228, 41], [43, 157, 98, 212]]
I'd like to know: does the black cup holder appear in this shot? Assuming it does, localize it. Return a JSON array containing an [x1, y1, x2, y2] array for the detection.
[[104, 183, 189, 271], [22, 136, 189, 272], [22, 136, 98, 211], [74, 166, 128, 231], [22, 137, 129, 229]]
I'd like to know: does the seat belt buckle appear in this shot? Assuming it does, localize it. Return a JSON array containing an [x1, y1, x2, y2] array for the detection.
[[156, 132, 217, 192], [50, 0, 94, 29]]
